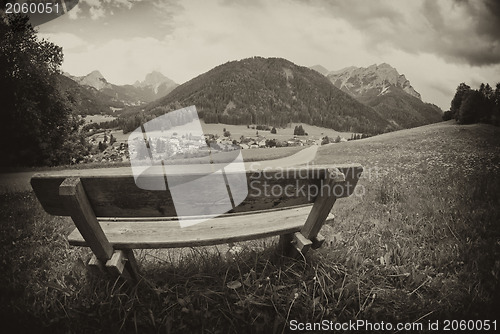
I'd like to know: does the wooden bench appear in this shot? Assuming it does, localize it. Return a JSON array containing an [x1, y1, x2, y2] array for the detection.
[[31, 164, 363, 282]]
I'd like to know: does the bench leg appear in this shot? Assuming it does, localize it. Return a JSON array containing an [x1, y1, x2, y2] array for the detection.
[[105, 250, 139, 283], [88, 254, 106, 277], [278, 233, 295, 256], [60, 178, 139, 284], [311, 233, 326, 250], [298, 168, 344, 255], [278, 232, 314, 258], [123, 249, 140, 282]]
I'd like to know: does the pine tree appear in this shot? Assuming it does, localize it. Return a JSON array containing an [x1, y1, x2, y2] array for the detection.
[[450, 83, 471, 120]]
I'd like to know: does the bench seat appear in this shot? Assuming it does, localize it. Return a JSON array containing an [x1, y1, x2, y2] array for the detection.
[[68, 205, 331, 249]]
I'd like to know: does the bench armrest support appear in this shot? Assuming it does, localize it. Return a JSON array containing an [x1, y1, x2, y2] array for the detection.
[[59, 177, 114, 263], [300, 168, 344, 240]]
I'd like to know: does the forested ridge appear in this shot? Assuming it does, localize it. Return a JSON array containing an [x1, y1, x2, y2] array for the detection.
[[359, 87, 443, 129], [119, 57, 393, 134]]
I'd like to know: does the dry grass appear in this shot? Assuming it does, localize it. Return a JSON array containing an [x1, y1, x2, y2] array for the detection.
[[1, 121, 499, 333]]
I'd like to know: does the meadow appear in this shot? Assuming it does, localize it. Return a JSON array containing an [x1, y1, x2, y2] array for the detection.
[[0, 120, 498, 333], [89, 120, 352, 147]]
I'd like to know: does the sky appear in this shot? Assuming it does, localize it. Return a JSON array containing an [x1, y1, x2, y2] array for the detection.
[[35, 0, 500, 111]]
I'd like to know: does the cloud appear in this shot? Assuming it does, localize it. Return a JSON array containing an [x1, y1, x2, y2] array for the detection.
[[40, 0, 500, 111], [38, 32, 89, 51], [68, 0, 143, 20], [305, 0, 500, 67], [89, 5, 105, 20], [68, 3, 82, 19]]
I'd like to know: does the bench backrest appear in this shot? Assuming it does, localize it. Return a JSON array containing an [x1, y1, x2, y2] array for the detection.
[[31, 164, 363, 218]]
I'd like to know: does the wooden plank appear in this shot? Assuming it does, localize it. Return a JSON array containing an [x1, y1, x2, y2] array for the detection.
[[105, 250, 133, 282], [311, 233, 325, 249], [59, 178, 114, 262], [300, 168, 345, 241], [106, 250, 127, 274], [31, 164, 363, 218], [68, 205, 314, 249], [293, 232, 313, 253]]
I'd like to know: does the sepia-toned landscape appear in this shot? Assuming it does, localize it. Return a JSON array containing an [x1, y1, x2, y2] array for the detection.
[[1, 1, 499, 333]]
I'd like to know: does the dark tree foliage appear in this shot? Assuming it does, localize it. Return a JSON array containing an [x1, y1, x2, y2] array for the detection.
[[442, 110, 454, 121], [450, 83, 471, 121], [449, 82, 500, 125], [265, 138, 277, 147], [0, 14, 88, 166], [271, 127, 277, 134], [294, 125, 306, 136]]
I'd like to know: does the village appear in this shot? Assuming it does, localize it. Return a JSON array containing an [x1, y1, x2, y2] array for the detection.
[[80, 125, 354, 164]]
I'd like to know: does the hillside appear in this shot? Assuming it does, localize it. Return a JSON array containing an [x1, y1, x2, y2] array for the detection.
[[56, 74, 125, 115], [327, 63, 442, 128], [141, 57, 392, 134], [359, 89, 443, 129]]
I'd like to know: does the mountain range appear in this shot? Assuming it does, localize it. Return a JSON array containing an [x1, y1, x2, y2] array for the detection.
[[61, 57, 442, 135], [132, 57, 393, 135], [62, 70, 178, 109]]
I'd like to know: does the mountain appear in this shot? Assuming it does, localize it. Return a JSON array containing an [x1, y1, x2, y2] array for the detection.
[[309, 64, 330, 76], [57, 74, 125, 115], [327, 63, 420, 99], [63, 70, 178, 107], [327, 63, 442, 128], [132, 71, 178, 101], [75, 70, 111, 90], [133, 57, 393, 134]]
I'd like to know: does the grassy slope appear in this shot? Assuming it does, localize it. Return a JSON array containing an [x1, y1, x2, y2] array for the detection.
[[313, 120, 500, 321], [1, 121, 499, 333]]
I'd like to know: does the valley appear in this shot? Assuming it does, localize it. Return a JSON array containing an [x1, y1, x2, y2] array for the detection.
[[64, 57, 445, 167]]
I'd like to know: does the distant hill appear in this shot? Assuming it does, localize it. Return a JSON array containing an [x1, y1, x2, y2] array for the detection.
[[63, 70, 178, 107], [327, 63, 442, 128], [309, 64, 330, 76], [138, 57, 392, 134]]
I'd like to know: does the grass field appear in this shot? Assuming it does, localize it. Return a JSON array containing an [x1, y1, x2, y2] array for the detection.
[[200, 121, 355, 141], [83, 114, 117, 124], [1, 120, 499, 333]]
